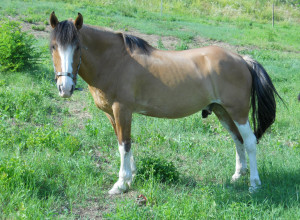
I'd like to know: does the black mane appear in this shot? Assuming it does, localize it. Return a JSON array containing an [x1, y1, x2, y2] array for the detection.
[[51, 20, 79, 47], [51, 21, 152, 54], [124, 34, 153, 54]]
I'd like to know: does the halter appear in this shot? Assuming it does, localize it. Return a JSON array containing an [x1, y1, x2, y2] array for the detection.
[[54, 53, 82, 84], [56, 72, 75, 79]]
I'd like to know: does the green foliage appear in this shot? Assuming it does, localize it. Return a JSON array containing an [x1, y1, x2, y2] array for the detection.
[[137, 156, 179, 183], [175, 41, 189, 50], [0, 157, 35, 190], [0, 151, 100, 217], [24, 126, 82, 154], [32, 25, 45, 31], [0, 19, 40, 72], [157, 37, 166, 50], [0, 85, 58, 123], [23, 13, 45, 24]]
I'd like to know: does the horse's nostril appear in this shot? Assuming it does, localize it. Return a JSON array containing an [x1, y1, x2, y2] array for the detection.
[[59, 85, 62, 93]]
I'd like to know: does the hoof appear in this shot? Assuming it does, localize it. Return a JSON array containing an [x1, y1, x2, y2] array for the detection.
[[127, 178, 134, 188], [231, 168, 248, 183], [249, 185, 261, 193], [108, 186, 127, 195], [108, 181, 129, 195], [249, 178, 261, 193], [231, 173, 242, 183]]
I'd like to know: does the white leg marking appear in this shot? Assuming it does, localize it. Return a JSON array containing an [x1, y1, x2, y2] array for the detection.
[[231, 139, 248, 182], [109, 143, 133, 195], [235, 121, 261, 192], [130, 150, 136, 179], [218, 120, 247, 182]]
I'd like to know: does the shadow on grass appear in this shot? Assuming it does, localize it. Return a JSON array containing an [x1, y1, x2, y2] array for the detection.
[[214, 168, 300, 207], [34, 178, 67, 200], [254, 168, 300, 205], [177, 174, 198, 188]]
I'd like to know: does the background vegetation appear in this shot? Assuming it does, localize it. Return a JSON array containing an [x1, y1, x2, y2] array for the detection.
[[0, 19, 40, 72], [0, 0, 299, 218], [35, 0, 300, 23]]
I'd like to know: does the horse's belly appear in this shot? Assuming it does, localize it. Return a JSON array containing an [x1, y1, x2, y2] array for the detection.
[[137, 106, 204, 118], [134, 88, 212, 118]]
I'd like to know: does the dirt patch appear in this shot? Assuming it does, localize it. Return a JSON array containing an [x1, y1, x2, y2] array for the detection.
[[21, 21, 52, 39], [118, 27, 257, 52], [192, 36, 258, 53], [72, 191, 139, 219], [8, 15, 51, 39], [72, 196, 112, 219], [125, 29, 179, 50], [66, 93, 92, 126], [71, 147, 142, 219], [50, 90, 92, 129], [124, 29, 256, 52]]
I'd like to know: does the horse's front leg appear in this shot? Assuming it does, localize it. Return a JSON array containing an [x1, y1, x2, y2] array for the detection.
[[108, 103, 136, 195]]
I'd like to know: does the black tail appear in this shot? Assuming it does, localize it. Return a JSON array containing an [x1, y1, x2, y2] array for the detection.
[[243, 56, 283, 141]]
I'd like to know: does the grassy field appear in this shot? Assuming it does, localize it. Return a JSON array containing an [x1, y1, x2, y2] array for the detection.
[[0, 0, 299, 219]]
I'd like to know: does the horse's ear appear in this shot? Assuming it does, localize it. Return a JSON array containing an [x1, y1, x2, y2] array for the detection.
[[75, 13, 83, 30], [50, 11, 59, 28]]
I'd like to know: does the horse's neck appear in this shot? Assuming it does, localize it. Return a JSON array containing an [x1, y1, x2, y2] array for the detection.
[[81, 25, 119, 47], [78, 25, 124, 86]]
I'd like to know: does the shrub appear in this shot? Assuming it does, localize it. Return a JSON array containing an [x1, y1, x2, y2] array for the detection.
[[0, 19, 40, 72], [137, 156, 179, 183]]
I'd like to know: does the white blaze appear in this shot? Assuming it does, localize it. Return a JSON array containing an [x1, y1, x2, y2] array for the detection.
[[57, 45, 75, 95]]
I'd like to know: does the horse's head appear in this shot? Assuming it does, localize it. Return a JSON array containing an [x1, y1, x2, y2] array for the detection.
[[49, 12, 83, 98]]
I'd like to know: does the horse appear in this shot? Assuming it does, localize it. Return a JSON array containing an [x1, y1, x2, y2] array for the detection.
[[49, 12, 281, 194]]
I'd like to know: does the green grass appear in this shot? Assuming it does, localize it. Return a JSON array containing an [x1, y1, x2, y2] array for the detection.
[[32, 25, 45, 31], [0, 0, 299, 218]]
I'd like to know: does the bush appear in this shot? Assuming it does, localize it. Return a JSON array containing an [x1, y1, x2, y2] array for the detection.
[[0, 19, 40, 72], [137, 156, 179, 183]]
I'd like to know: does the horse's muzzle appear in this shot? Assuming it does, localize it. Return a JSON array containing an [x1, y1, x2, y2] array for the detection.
[[58, 84, 74, 98]]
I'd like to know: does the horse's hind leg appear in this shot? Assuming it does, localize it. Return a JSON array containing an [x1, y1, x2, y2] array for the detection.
[[212, 104, 248, 182], [234, 121, 261, 192], [222, 103, 261, 192]]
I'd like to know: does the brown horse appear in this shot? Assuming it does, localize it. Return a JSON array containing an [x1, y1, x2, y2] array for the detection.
[[49, 12, 281, 194]]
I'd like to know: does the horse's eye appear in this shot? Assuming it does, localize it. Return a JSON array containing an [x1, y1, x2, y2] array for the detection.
[[52, 45, 56, 50], [76, 45, 80, 51]]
